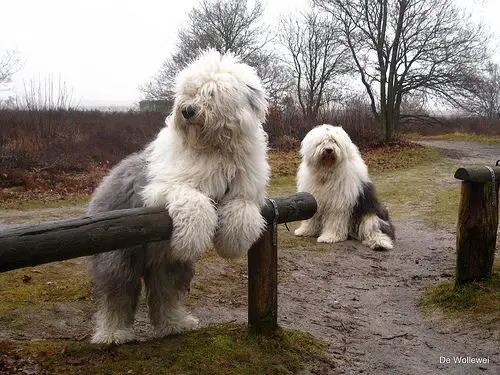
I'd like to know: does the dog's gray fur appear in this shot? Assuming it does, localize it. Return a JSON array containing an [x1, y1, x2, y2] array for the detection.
[[350, 181, 395, 242], [87, 151, 195, 344]]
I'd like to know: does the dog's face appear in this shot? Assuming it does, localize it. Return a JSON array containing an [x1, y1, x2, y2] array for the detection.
[[172, 49, 268, 150], [301, 124, 355, 168]]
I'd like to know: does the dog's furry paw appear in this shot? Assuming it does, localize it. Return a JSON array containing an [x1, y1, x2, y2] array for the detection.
[[214, 200, 265, 259], [294, 224, 316, 237], [362, 235, 394, 251], [317, 233, 347, 243], [168, 195, 218, 262], [91, 328, 136, 345], [154, 314, 200, 338]]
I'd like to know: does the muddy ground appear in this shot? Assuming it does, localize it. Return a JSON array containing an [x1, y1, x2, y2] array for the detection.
[[0, 140, 499, 374]]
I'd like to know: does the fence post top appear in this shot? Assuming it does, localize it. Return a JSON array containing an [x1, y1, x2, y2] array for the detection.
[[454, 166, 500, 183]]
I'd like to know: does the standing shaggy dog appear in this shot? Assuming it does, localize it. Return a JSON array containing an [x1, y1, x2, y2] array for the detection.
[[87, 50, 270, 344], [295, 124, 394, 250]]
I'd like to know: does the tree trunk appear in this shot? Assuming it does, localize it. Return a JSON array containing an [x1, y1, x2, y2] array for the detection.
[[379, 82, 388, 141]]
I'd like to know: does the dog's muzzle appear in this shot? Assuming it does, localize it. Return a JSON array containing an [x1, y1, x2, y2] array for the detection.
[[181, 106, 196, 120], [321, 148, 336, 163]]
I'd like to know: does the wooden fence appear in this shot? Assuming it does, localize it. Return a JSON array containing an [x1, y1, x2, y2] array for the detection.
[[0, 192, 317, 334], [454, 165, 499, 286]]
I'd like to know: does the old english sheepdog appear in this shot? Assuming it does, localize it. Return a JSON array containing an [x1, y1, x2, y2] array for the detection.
[[87, 50, 270, 344], [295, 124, 395, 250]]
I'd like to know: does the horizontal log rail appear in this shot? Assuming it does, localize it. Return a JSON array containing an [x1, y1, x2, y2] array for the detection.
[[0, 192, 317, 273]]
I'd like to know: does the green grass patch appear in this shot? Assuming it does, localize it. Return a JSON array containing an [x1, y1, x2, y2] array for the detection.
[[0, 324, 331, 375], [269, 150, 301, 178], [420, 264, 499, 325], [269, 175, 296, 197], [372, 157, 455, 220], [0, 259, 92, 306], [0, 195, 90, 211], [276, 223, 332, 252], [426, 187, 460, 229], [404, 132, 500, 144]]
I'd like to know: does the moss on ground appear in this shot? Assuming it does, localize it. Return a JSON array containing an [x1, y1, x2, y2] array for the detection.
[[0, 259, 93, 330], [0, 324, 331, 375], [420, 263, 499, 327], [0, 259, 92, 305]]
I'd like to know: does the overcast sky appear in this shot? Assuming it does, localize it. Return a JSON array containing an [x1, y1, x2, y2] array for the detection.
[[1, 0, 499, 108]]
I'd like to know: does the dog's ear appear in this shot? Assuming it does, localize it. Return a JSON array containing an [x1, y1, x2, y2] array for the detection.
[[246, 84, 267, 118]]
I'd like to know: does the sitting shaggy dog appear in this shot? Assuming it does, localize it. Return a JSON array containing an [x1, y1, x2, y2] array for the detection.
[[87, 50, 270, 344], [295, 124, 394, 250]]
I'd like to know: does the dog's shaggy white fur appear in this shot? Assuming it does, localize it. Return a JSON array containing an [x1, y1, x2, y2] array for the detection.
[[295, 124, 395, 250], [87, 50, 270, 344]]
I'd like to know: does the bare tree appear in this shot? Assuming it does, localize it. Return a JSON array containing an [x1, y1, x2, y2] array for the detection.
[[141, 0, 290, 103], [279, 10, 350, 122], [0, 50, 22, 106], [449, 61, 500, 118], [0, 50, 21, 85], [314, 0, 490, 141]]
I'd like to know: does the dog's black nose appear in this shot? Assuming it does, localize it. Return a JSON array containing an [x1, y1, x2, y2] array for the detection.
[[181, 106, 196, 120], [325, 148, 333, 154]]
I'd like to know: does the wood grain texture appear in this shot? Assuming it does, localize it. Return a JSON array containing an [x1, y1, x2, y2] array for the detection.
[[455, 181, 498, 285], [454, 166, 500, 183]]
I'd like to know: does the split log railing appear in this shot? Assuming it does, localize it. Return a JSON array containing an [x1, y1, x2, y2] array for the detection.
[[0, 192, 317, 335], [454, 165, 499, 286]]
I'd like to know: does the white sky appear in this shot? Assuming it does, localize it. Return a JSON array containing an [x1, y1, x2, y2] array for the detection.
[[1, 0, 498, 108]]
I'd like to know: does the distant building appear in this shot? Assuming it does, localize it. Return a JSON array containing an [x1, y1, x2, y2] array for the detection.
[[139, 99, 173, 113]]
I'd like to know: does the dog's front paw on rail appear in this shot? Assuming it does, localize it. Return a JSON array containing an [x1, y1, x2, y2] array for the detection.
[[214, 200, 266, 259]]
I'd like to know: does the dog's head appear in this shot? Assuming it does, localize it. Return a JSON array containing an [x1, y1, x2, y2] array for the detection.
[[171, 49, 268, 151], [300, 124, 358, 168]]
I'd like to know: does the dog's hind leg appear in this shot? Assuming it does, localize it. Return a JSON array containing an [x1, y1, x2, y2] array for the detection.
[[144, 259, 199, 338], [358, 214, 394, 250], [92, 282, 141, 344], [89, 249, 144, 344], [91, 273, 141, 343]]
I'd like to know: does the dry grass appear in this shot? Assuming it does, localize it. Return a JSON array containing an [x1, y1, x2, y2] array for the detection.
[[404, 132, 500, 144]]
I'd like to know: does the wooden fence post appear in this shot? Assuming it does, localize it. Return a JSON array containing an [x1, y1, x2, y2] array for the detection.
[[247, 194, 317, 334], [248, 223, 277, 334], [454, 166, 500, 286]]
